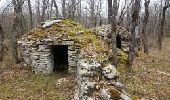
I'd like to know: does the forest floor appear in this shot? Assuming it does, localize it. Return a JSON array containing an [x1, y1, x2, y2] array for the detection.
[[0, 63, 74, 99], [119, 38, 170, 100], [0, 38, 170, 100]]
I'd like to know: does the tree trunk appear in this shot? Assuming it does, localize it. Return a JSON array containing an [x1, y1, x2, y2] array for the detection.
[[126, 5, 131, 31], [90, 0, 95, 27], [11, 0, 24, 64], [53, 0, 59, 18], [41, 0, 48, 22], [99, 0, 102, 26], [77, 0, 82, 23], [127, 0, 141, 70], [49, 0, 54, 18], [142, 0, 150, 54], [108, 0, 113, 24], [62, 0, 66, 18], [70, 0, 76, 20], [36, 0, 41, 25], [0, 24, 4, 61], [28, 0, 33, 30], [110, 0, 118, 66], [158, 2, 170, 50]]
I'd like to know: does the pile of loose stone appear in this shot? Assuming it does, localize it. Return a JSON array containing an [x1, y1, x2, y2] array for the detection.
[[94, 25, 130, 41], [94, 25, 131, 51], [74, 57, 131, 100]]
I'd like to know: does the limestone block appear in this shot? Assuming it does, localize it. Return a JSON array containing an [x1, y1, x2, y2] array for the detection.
[[100, 89, 111, 100], [68, 50, 77, 54], [38, 45, 48, 50], [62, 41, 74, 45], [31, 55, 39, 60], [68, 46, 75, 51], [102, 63, 118, 79]]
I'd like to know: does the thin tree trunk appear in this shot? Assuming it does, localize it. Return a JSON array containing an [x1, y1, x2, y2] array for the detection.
[[41, 0, 48, 22], [12, 0, 24, 64], [77, 0, 82, 23], [90, 0, 95, 27], [99, 0, 102, 26], [36, 0, 41, 25], [142, 0, 150, 54], [126, 6, 131, 31], [110, 0, 118, 66], [70, 0, 76, 20], [28, 0, 33, 30], [53, 0, 59, 18], [108, 0, 113, 24], [158, 2, 170, 50], [62, 0, 66, 18], [50, 0, 54, 18], [0, 24, 4, 61], [127, 0, 141, 70]]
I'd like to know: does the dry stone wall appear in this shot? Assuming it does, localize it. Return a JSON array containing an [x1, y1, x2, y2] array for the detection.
[[18, 38, 79, 74]]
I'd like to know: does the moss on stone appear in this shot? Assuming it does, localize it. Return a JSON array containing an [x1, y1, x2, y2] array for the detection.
[[26, 19, 109, 61], [117, 49, 128, 64]]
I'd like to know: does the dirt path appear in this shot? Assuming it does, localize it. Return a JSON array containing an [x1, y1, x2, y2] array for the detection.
[[119, 38, 170, 100]]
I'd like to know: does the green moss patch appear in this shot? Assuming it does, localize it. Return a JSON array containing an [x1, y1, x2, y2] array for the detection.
[[117, 49, 128, 64], [26, 19, 109, 61]]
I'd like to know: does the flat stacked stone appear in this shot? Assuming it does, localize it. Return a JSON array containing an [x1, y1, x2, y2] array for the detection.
[[74, 58, 131, 100]]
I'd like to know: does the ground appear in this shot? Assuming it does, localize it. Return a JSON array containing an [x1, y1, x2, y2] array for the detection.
[[118, 38, 170, 100], [0, 38, 170, 100], [0, 63, 75, 100]]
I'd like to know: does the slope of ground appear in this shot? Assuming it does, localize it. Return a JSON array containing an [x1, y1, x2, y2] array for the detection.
[[119, 38, 170, 100], [1, 38, 170, 100], [0, 63, 75, 100]]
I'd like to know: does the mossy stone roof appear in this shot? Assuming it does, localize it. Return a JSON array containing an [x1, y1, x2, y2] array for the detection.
[[24, 19, 109, 62]]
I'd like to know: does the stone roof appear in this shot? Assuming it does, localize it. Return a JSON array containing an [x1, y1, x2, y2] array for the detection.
[[19, 19, 110, 62]]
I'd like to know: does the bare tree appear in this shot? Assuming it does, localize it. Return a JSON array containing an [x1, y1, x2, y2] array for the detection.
[[142, 0, 150, 54], [77, 0, 82, 22], [0, 23, 4, 61], [110, 0, 118, 66], [126, 5, 131, 31], [41, 0, 49, 22], [108, 0, 113, 24], [89, 0, 96, 27], [69, 0, 76, 20], [62, 0, 66, 17], [11, 0, 24, 64], [127, 0, 141, 69], [158, 0, 170, 50], [98, 0, 102, 26], [117, 0, 127, 26], [27, 0, 33, 30], [36, 0, 41, 25], [53, 0, 59, 18]]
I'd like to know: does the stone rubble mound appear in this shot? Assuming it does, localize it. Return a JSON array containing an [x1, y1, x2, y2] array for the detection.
[[74, 59, 131, 100]]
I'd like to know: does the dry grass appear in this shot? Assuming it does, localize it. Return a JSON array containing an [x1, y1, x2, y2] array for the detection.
[[118, 38, 170, 100], [0, 63, 75, 100]]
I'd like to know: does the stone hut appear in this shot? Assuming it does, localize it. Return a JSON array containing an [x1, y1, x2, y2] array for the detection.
[[18, 19, 109, 74], [18, 19, 133, 99]]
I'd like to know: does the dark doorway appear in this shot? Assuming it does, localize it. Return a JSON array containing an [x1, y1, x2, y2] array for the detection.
[[116, 34, 122, 49], [52, 45, 68, 71]]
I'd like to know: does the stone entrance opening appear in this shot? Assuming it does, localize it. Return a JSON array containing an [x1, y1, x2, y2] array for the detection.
[[52, 45, 68, 71], [116, 34, 122, 49]]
